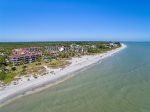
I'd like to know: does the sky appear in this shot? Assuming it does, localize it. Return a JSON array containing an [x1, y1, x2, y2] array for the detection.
[[0, 0, 150, 42]]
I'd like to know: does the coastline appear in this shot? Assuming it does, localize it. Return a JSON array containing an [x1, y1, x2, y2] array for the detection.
[[0, 43, 127, 107]]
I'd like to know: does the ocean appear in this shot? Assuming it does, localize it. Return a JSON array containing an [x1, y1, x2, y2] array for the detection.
[[0, 42, 150, 112]]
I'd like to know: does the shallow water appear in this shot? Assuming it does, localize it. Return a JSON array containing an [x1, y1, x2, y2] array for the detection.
[[0, 42, 150, 112]]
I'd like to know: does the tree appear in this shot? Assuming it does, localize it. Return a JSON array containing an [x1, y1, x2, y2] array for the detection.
[[58, 51, 65, 58], [114, 42, 121, 46], [0, 56, 7, 72], [0, 56, 6, 63], [37, 56, 42, 62], [96, 44, 106, 49], [0, 72, 6, 80], [68, 51, 75, 57]]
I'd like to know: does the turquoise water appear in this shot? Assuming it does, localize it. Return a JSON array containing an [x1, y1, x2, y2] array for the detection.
[[0, 42, 150, 112]]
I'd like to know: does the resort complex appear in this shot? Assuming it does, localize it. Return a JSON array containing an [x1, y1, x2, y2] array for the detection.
[[0, 41, 121, 85]]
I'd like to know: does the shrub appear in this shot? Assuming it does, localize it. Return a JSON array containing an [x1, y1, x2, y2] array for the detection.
[[11, 67, 16, 71], [0, 72, 6, 80], [36, 62, 41, 65], [22, 66, 27, 69], [0, 72, 16, 84], [3, 72, 15, 84]]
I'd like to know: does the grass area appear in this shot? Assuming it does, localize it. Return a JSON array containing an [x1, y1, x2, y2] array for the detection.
[[0, 72, 16, 85], [14, 63, 46, 76], [45, 59, 71, 68], [0, 59, 71, 85]]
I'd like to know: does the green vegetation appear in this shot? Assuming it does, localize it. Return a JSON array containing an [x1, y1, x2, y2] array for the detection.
[[0, 72, 15, 84], [46, 59, 70, 68], [0, 59, 70, 85]]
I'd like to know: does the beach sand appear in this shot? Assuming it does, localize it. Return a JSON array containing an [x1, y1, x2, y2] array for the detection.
[[0, 44, 126, 106]]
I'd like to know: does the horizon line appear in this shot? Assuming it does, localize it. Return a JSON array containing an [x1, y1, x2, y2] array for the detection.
[[0, 40, 149, 43]]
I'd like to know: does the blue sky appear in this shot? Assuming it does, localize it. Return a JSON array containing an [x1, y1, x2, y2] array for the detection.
[[0, 0, 150, 42]]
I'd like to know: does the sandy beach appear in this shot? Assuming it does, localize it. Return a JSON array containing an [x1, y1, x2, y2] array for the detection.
[[0, 44, 126, 106]]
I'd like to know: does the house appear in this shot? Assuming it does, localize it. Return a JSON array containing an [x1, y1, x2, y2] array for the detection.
[[27, 47, 41, 51], [104, 43, 114, 48], [45, 46, 59, 51], [45, 46, 71, 52], [63, 47, 71, 51], [10, 56, 23, 66], [10, 53, 41, 66], [70, 44, 87, 53], [12, 47, 42, 55], [24, 53, 41, 64], [109, 43, 118, 47], [10, 48, 42, 66], [9, 46, 71, 66]]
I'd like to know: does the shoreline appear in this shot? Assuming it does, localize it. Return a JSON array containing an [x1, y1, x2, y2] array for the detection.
[[0, 43, 127, 107]]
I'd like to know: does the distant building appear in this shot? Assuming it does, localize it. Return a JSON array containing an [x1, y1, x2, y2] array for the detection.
[[109, 43, 118, 47], [45, 46, 71, 52], [63, 47, 71, 51], [70, 44, 87, 53], [45, 46, 59, 51], [104, 42, 118, 48], [10, 53, 41, 66], [27, 47, 41, 52], [10, 48, 42, 66]]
